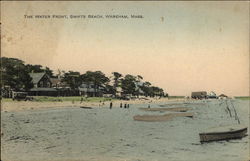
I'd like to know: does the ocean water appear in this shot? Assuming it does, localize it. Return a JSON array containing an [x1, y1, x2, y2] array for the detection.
[[1, 99, 249, 161]]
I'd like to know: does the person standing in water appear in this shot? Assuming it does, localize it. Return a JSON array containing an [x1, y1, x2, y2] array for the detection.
[[110, 102, 113, 109], [120, 103, 122, 108], [124, 103, 127, 108]]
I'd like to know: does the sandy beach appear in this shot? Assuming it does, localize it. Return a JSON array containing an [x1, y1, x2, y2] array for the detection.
[[1, 98, 249, 161], [1, 97, 183, 112]]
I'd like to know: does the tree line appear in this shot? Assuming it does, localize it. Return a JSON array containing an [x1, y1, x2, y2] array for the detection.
[[0, 57, 167, 97]]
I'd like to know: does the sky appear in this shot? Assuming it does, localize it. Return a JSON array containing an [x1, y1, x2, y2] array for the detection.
[[1, 1, 249, 96]]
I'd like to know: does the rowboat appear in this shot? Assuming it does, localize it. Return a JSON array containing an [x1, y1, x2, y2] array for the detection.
[[139, 107, 190, 112], [133, 112, 194, 122], [199, 125, 248, 143], [80, 106, 93, 109]]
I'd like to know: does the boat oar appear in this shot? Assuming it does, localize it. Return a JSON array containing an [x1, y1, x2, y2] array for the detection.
[[229, 99, 240, 124], [225, 100, 232, 117]]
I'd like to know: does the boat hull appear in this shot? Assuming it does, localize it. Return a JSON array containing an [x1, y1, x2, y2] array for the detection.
[[133, 113, 194, 122], [139, 107, 190, 112], [199, 127, 247, 142]]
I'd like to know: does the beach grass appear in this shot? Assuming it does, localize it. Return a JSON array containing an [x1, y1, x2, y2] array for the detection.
[[168, 96, 185, 99], [33, 96, 118, 102], [234, 96, 250, 100], [2, 96, 118, 102], [1, 98, 13, 102]]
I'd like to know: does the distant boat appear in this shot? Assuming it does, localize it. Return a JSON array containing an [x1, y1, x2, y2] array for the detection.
[[139, 107, 190, 112], [133, 112, 194, 122], [199, 125, 248, 143], [80, 106, 93, 109]]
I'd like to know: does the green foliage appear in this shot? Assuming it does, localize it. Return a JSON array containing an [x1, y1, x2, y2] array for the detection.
[[112, 72, 122, 81], [151, 86, 164, 96], [112, 72, 122, 95], [137, 75, 143, 81], [62, 71, 81, 89], [26, 64, 44, 73], [105, 84, 115, 94], [81, 71, 110, 96], [1, 98, 13, 102], [168, 96, 185, 99], [140, 81, 151, 96], [1, 57, 166, 97], [121, 74, 137, 95], [139, 82, 165, 97], [44, 67, 54, 77], [11, 96, 118, 102], [1, 57, 33, 90], [234, 96, 250, 100], [26, 64, 53, 77], [81, 71, 109, 85]]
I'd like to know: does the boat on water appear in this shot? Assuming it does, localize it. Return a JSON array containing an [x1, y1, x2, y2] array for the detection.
[[199, 124, 248, 143]]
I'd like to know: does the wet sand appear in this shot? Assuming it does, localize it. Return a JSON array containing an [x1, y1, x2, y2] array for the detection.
[[1, 99, 249, 161]]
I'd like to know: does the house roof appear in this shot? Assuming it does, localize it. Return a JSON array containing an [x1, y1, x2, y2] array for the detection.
[[29, 72, 46, 84], [219, 94, 228, 97]]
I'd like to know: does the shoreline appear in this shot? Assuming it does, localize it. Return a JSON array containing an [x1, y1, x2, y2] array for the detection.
[[1, 97, 186, 112]]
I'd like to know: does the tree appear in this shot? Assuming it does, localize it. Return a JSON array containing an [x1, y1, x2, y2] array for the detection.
[[44, 67, 54, 78], [112, 72, 122, 97], [62, 71, 81, 89], [1, 57, 33, 91], [121, 74, 137, 95], [137, 75, 143, 82], [104, 84, 115, 95], [144, 81, 151, 87], [133, 75, 144, 97], [140, 81, 151, 97], [26, 64, 44, 73], [149, 86, 164, 97], [26, 64, 54, 77], [81, 71, 110, 96]]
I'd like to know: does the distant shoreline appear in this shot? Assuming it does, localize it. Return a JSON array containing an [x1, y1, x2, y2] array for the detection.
[[1, 96, 249, 112], [1, 97, 185, 112]]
